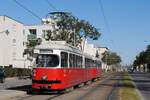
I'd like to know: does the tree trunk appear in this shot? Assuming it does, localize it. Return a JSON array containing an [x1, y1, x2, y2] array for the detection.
[[147, 63, 150, 72]]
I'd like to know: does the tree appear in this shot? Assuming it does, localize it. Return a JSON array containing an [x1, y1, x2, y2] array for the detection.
[[101, 51, 121, 65], [44, 12, 101, 46], [133, 45, 150, 72]]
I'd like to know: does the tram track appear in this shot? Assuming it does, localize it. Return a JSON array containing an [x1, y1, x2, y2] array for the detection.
[[106, 75, 121, 100], [47, 73, 116, 100], [44, 73, 118, 100], [76, 73, 119, 100]]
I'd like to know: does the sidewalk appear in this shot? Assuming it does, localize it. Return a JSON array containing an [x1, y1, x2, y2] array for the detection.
[[0, 77, 31, 100], [0, 90, 26, 100], [6, 76, 31, 80], [5, 77, 18, 81]]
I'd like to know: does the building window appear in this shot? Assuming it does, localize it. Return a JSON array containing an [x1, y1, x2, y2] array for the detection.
[[12, 39, 16, 43], [29, 29, 36, 35], [28, 29, 37, 40]]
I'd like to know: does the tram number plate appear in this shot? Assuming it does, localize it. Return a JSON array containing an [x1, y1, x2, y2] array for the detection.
[[40, 86, 49, 89]]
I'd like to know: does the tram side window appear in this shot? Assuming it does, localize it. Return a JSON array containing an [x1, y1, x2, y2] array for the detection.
[[95, 61, 101, 67], [90, 59, 92, 67], [88, 59, 90, 67], [88, 59, 91, 67], [76, 55, 80, 68], [98, 61, 102, 67], [76, 55, 79, 67], [69, 54, 73, 67], [95, 61, 98, 67], [77, 56, 82, 68], [93, 60, 96, 67], [92, 60, 95, 67], [73, 54, 76, 67], [80, 56, 82, 68], [61, 52, 68, 67], [70, 54, 77, 68], [75, 55, 78, 67], [86, 58, 93, 68], [85, 58, 88, 68]]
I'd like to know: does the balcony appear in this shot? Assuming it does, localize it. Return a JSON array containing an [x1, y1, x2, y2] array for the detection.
[[27, 34, 37, 40]]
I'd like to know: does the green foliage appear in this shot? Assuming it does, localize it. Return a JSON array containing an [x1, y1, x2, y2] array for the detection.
[[44, 12, 101, 46], [4, 66, 31, 77], [27, 38, 42, 48], [27, 40, 37, 47], [133, 45, 150, 71], [101, 51, 121, 65], [24, 38, 42, 58], [120, 72, 140, 100]]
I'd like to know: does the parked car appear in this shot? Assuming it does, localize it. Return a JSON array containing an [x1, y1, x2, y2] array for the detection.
[[0, 68, 5, 83]]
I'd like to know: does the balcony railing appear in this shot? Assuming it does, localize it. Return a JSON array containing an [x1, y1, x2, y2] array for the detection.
[[27, 34, 37, 40]]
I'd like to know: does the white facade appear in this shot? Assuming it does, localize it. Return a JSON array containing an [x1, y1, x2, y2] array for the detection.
[[0, 16, 30, 68], [80, 40, 97, 58], [24, 24, 53, 40], [97, 47, 109, 71], [0, 16, 57, 68]]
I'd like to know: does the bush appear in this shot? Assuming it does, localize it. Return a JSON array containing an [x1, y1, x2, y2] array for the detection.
[[4, 66, 31, 77]]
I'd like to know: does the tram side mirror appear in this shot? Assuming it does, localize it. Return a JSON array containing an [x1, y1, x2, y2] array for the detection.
[[36, 57, 39, 64]]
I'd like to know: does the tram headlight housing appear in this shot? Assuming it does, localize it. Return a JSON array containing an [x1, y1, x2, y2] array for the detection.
[[32, 69, 36, 78]]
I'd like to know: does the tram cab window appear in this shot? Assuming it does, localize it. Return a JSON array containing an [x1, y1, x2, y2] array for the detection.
[[61, 52, 68, 67], [36, 54, 59, 67]]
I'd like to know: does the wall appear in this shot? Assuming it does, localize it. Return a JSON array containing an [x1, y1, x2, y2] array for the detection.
[[0, 16, 27, 68]]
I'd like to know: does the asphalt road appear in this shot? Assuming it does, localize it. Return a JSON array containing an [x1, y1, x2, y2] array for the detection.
[[130, 72, 150, 100], [5, 73, 121, 100]]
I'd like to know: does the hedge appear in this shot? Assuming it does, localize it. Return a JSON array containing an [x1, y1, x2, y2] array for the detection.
[[3, 66, 31, 77]]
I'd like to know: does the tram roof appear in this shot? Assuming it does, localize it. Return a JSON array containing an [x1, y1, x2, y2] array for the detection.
[[35, 41, 82, 55], [34, 41, 101, 60]]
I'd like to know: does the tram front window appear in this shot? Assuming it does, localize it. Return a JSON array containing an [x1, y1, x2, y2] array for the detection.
[[36, 54, 59, 67]]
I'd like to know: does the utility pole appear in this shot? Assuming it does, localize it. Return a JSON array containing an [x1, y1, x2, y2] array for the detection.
[[74, 30, 76, 46], [82, 37, 86, 68]]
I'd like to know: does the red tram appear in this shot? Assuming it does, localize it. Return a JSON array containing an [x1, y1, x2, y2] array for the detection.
[[32, 41, 102, 92]]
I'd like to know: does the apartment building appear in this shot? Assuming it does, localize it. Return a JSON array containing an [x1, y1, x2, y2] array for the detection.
[[0, 16, 28, 68]]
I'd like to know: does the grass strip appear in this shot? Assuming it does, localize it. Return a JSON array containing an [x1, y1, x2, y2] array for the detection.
[[120, 72, 140, 100]]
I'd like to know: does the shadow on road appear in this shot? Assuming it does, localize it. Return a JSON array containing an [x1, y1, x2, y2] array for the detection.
[[6, 85, 64, 95], [6, 85, 31, 92]]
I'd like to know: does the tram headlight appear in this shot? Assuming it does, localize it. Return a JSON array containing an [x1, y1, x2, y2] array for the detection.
[[41, 75, 47, 80]]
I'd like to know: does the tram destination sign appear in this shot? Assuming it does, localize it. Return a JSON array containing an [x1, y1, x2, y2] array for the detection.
[[40, 49, 53, 54]]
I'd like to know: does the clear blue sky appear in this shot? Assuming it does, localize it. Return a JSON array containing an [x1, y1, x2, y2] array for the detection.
[[1, 0, 150, 64]]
